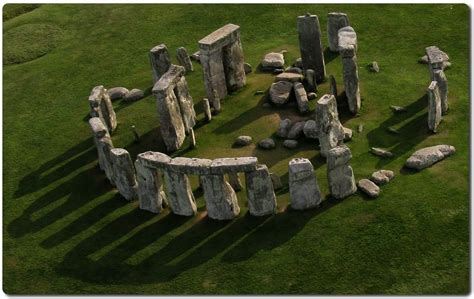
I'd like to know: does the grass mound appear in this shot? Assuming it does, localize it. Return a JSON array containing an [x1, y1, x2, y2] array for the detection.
[[3, 23, 63, 65], [3, 4, 40, 22]]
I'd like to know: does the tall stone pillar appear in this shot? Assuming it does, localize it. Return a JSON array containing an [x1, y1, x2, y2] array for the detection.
[[222, 39, 246, 92], [432, 69, 448, 115], [88, 85, 117, 133], [245, 164, 277, 216], [427, 81, 442, 132], [327, 145, 356, 199], [199, 50, 227, 111], [176, 47, 193, 73], [315, 94, 345, 158], [297, 13, 326, 82], [88, 117, 110, 172], [174, 76, 197, 134], [289, 158, 322, 210], [340, 46, 360, 114], [201, 174, 240, 220], [327, 12, 349, 52], [149, 44, 171, 83], [110, 148, 138, 201], [163, 170, 197, 216]]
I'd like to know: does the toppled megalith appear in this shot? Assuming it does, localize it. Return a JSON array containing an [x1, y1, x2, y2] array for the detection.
[[135, 151, 170, 214], [427, 81, 442, 133], [110, 148, 138, 201], [153, 65, 197, 152], [88, 85, 117, 133], [198, 24, 246, 112], [176, 47, 193, 73], [245, 164, 277, 216], [89, 117, 115, 185], [405, 145, 455, 170], [340, 45, 361, 114], [149, 44, 172, 83], [289, 158, 322, 210], [327, 12, 350, 52], [297, 13, 326, 83], [316, 94, 345, 158], [327, 145, 356, 199]]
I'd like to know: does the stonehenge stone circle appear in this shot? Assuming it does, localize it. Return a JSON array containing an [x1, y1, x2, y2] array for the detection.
[[176, 47, 193, 73], [149, 44, 171, 83], [297, 13, 326, 82], [405, 145, 455, 170], [245, 164, 277, 216], [315, 94, 345, 158], [289, 158, 322, 210], [88, 85, 117, 133], [327, 12, 350, 52], [427, 81, 442, 132], [123, 88, 144, 102], [340, 46, 361, 114], [327, 145, 357, 199], [198, 24, 246, 111], [110, 148, 138, 201]]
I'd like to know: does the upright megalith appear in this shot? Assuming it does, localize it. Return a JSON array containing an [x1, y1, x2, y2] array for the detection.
[[340, 45, 361, 114], [427, 81, 442, 132], [327, 145, 356, 199], [297, 13, 326, 82], [201, 174, 240, 220], [176, 47, 193, 73], [88, 85, 117, 133], [315, 94, 345, 158], [175, 76, 197, 134], [294, 82, 310, 114], [433, 69, 448, 115], [149, 44, 171, 83], [288, 158, 322, 210], [327, 12, 350, 52], [245, 164, 277, 216], [203, 98, 212, 121], [199, 24, 246, 111], [135, 151, 170, 213], [110, 148, 138, 201], [89, 117, 115, 184]]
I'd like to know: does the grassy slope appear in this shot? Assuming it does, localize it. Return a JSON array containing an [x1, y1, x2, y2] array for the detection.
[[3, 4, 469, 294]]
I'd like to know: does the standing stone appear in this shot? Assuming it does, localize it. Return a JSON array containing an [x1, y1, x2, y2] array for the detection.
[[270, 172, 282, 190], [293, 82, 310, 114], [175, 76, 197, 134], [341, 46, 361, 114], [305, 69, 317, 92], [297, 13, 326, 82], [110, 148, 138, 201], [203, 98, 212, 122], [327, 145, 356, 199], [245, 164, 277, 216], [327, 12, 350, 52], [427, 81, 442, 132], [329, 74, 338, 97], [201, 174, 240, 220], [289, 158, 322, 210], [149, 44, 171, 83], [432, 69, 448, 115], [227, 172, 243, 191], [163, 169, 197, 216], [316, 94, 345, 158], [88, 85, 117, 133], [176, 47, 193, 73], [135, 151, 170, 213], [89, 117, 115, 184], [189, 128, 196, 148]]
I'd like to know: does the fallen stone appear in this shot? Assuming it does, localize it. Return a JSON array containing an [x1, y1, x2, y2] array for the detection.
[[358, 179, 380, 198], [107, 87, 129, 101], [261, 52, 285, 70], [405, 145, 455, 170], [275, 72, 304, 83], [277, 118, 292, 138], [293, 82, 310, 114], [234, 135, 252, 146], [269, 81, 293, 106], [327, 145, 357, 199], [307, 92, 317, 100], [258, 138, 276, 149], [270, 172, 282, 190], [287, 121, 305, 139], [283, 139, 298, 149], [244, 62, 252, 74], [176, 47, 193, 73], [245, 164, 277, 216], [123, 88, 144, 102], [369, 61, 380, 73], [370, 147, 394, 158], [426, 46, 449, 71], [303, 119, 318, 139], [343, 127, 353, 141], [289, 158, 322, 210], [390, 105, 407, 113], [370, 169, 395, 186]]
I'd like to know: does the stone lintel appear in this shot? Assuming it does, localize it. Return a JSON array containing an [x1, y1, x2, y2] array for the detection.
[[198, 24, 240, 53], [137, 151, 171, 169], [152, 64, 185, 94], [210, 157, 258, 174], [168, 157, 213, 175]]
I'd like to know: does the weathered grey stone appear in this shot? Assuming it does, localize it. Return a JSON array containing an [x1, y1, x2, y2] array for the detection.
[[432, 69, 448, 115], [123, 88, 144, 102], [88, 85, 117, 133], [370, 169, 395, 186], [175, 76, 197, 134], [307, 92, 317, 101], [287, 121, 305, 139], [89, 117, 113, 181], [341, 46, 361, 114], [167, 157, 212, 175], [110, 148, 138, 201], [107, 87, 129, 101], [246, 164, 277, 216], [201, 174, 240, 220], [234, 135, 252, 146], [418, 55, 429, 64], [89, 116, 109, 139], [305, 69, 317, 92], [283, 139, 298, 149], [258, 138, 276, 149], [426, 46, 449, 73], [199, 24, 246, 107], [203, 98, 212, 122], [261, 52, 285, 70], [277, 118, 292, 138], [427, 81, 442, 132], [176, 47, 193, 73], [315, 94, 345, 157], [164, 170, 197, 216], [405, 145, 455, 170], [329, 74, 337, 97], [210, 157, 258, 174], [269, 81, 293, 106], [297, 13, 326, 82], [327, 12, 350, 52], [294, 82, 309, 114], [244, 62, 252, 74], [303, 120, 318, 139], [137, 151, 171, 169], [390, 105, 407, 113], [289, 158, 322, 210], [338, 26, 357, 52], [369, 61, 380, 73], [227, 172, 243, 191], [275, 72, 304, 83], [270, 172, 282, 190], [149, 44, 171, 83], [358, 179, 380, 198], [135, 157, 167, 213], [370, 147, 393, 158], [327, 145, 356, 199], [189, 128, 196, 148], [343, 127, 352, 142]]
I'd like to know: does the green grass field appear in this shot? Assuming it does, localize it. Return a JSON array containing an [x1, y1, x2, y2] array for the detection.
[[3, 4, 470, 294]]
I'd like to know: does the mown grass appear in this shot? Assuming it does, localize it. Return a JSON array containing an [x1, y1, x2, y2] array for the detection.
[[3, 4, 469, 294]]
